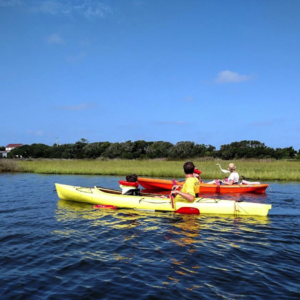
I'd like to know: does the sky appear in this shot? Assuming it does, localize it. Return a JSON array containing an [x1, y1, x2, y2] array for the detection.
[[0, 0, 300, 150]]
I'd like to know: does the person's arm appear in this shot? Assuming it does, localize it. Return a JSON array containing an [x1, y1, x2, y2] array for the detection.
[[172, 185, 181, 190], [171, 178, 196, 202], [222, 173, 235, 185], [222, 179, 234, 185], [171, 190, 195, 202]]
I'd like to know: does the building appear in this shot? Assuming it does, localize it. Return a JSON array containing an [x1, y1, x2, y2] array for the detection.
[[0, 144, 23, 158], [0, 151, 8, 158], [6, 144, 23, 152]]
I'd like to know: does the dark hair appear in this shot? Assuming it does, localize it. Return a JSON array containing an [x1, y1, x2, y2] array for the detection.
[[126, 174, 138, 182], [183, 161, 195, 174]]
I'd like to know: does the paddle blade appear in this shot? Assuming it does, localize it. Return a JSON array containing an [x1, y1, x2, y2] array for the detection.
[[175, 207, 200, 215]]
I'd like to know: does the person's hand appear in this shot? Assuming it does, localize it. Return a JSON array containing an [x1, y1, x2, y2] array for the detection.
[[172, 185, 181, 190], [170, 190, 178, 198]]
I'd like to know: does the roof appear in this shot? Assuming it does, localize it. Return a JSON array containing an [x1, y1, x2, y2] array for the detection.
[[6, 144, 23, 148]]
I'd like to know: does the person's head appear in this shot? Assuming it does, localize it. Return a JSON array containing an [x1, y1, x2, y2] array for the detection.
[[126, 174, 138, 182], [228, 163, 236, 172], [193, 167, 202, 178], [183, 161, 195, 174]]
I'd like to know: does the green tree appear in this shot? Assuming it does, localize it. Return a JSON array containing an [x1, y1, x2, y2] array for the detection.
[[218, 140, 274, 159], [8, 145, 32, 158], [168, 141, 196, 159], [46, 144, 73, 159], [274, 147, 297, 159], [102, 143, 123, 159], [132, 140, 153, 159], [146, 141, 173, 158], [119, 141, 135, 159], [30, 143, 50, 158], [67, 138, 89, 159], [193, 144, 216, 157], [84, 142, 111, 158]]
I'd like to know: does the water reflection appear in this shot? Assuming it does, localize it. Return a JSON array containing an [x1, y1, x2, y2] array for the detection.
[[54, 198, 272, 297], [2, 174, 299, 299], [55, 199, 271, 241], [57, 199, 270, 223]]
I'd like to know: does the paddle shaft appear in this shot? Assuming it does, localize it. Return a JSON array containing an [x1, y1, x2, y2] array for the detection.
[[170, 179, 177, 209]]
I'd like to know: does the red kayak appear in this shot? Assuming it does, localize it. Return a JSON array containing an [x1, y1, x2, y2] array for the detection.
[[138, 177, 269, 194]]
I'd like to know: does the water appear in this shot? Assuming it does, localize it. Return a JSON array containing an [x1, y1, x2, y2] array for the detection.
[[0, 173, 300, 299]]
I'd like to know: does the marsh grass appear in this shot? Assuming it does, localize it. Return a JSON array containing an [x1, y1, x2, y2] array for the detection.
[[17, 159, 300, 181], [0, 159, 21, 172]]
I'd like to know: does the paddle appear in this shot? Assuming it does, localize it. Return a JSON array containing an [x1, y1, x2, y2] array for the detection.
[[170, 179, 177, 209]]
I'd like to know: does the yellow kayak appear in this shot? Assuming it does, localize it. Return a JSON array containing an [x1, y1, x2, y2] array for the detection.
[[55, 183, 272, 216]]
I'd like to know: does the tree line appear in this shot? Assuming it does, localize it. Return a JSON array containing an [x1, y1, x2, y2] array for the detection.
[[3, 139, 299, 160], [0, 138, 300, 160]]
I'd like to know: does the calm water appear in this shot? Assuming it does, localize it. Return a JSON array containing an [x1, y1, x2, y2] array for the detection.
[[0, 173, 300, 299]]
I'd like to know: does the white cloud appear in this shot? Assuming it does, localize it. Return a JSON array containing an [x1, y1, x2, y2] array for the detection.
[[0, 0, 112, 19], [250, 121, 273, 127], [66, 52, 87, 62], [215, 70, 252, 83], [0, 0, 20, 7], [181, 96, 195, 102], [118, 123, 140, 129], [31, 0, 70, 15], [132, 1, 145, 6], [56, 103, 95, 111], [31, 0, 112, 19], [151, 121, 187, 126], [46, 33, 65, 44], [77, 1, 112, 18], [27, 130, 44, 136]]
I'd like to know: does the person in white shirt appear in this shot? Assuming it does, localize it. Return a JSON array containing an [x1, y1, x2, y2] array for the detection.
[[221, 163, 239, 185], [207, 163, 239, 185]]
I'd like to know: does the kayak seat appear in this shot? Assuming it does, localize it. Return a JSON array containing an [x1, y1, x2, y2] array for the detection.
[[119, 180, 139, 187], [123, 189, 141, 196]]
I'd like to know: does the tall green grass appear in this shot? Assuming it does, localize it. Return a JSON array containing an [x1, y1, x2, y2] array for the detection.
[[0, 159, 21, 172], [17, 159, 300, 181]]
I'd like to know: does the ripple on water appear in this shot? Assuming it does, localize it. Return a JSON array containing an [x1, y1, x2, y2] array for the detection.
[[1, 175, 300, 299]]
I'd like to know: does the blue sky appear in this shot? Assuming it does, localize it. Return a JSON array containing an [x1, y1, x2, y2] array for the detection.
[[1, 0, 299, 149]]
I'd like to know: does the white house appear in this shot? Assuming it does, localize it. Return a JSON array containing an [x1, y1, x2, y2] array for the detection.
[[0, 151, 8, 158], [0, 144, 23, 158], [6, 144, 23, 152]]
